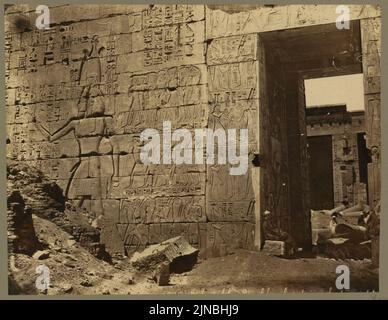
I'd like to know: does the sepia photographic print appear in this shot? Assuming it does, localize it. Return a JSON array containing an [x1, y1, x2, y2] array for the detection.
[[4, 3, 382, 296]]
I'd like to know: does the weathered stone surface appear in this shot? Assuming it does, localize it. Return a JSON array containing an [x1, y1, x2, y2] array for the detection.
[[152, 261, 170, 286], [199, 222, 255, 259], [207, 34, 257, 65], [307, 107, 367, 208], [206, 5, 380, 39], [5, 4, 381, 260], [7, 161, 111, 261], [262, 240, 289, 257], [7, 190, 41, 256], [130, 236, 199, 273]]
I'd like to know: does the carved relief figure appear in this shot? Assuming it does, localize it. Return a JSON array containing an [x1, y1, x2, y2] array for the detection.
[[35, 36, 117, 216]]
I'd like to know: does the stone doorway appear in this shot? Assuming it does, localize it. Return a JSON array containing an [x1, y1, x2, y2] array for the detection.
[[258, 20, 368, 250]]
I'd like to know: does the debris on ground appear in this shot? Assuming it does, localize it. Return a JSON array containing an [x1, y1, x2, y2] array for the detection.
[[7, 189, 42, 257], [262, 240, 290, 257], [130, 236, 199, 286], [7, 160, 110, 261], [130, 236, 199, 274], [6, 160, 378, 294], [311, 201, 380, 260]]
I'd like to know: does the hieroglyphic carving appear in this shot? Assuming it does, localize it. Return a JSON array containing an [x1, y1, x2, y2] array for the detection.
[[206, 39, 258, 230], [5, 4, 383, 260], [208, 62, 257, 100], [142, 5, 197, 28], [361, 17, 381, 209], [332, 133, 363, 206], [141, 6, 200, 67], [28, 36, 117, 218], [43, 29, 56, 66], [59, 26, 73, 65], [102, 33, 119, 95], [364, 94, 381, 152], [118, 196, 205, 224], [5, 5, 209, 257], [206, 5, 380, 39], [149, 223, 199, 245], [207, 200, 255, 222], [199, 222, 255, 258], [109, 173, 205, 199], [207, 34, 257, 65], [5, 32, 13, 83], [117, 223, 149, 248], [129, 65, 202, 90]]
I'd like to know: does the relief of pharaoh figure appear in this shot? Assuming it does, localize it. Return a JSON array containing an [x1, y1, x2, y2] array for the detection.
[[35, 35, 118, 217]]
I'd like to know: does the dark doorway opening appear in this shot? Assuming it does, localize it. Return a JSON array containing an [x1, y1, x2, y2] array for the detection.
[[307, 135, 334, 210], [357, 132, 371, 207], [357, 132, 371, 185]]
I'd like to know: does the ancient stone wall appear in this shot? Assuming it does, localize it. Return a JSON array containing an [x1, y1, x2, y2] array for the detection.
[[5, 5, 207, 256], [202, 33, 259, 257], [361, 17, 381, 210], [307, 113, 367, 207], [5, 4, 381, 257]]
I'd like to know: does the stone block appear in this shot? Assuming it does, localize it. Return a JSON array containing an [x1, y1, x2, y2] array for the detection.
[[130, 236, 198, 273], [262, 240, 289, 257]]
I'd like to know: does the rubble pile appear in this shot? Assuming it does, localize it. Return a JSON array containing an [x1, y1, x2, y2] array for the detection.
[[7, 161, 110, 261], [7, 190, 42, 257], [7, 161, 201, 294], [130, 236, 199, 286], [8, 213, 133, 295], [312, 202, 380, 262]]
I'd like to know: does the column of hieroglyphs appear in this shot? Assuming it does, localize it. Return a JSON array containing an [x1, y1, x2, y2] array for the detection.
[[361, 17, 381, 210]]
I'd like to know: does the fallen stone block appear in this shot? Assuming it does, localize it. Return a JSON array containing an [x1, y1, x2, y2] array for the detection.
[[333, 223, 367, 243], [319, 238, 371, 260], [312, 228, 332, 245], [130, 236, 199, 273], [262, 240, 290, 257]]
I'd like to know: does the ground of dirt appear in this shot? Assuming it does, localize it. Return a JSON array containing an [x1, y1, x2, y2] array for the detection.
[[7, 161, 378, 295], [163, 251, 378, 294], [9, 215, 378, 295]]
